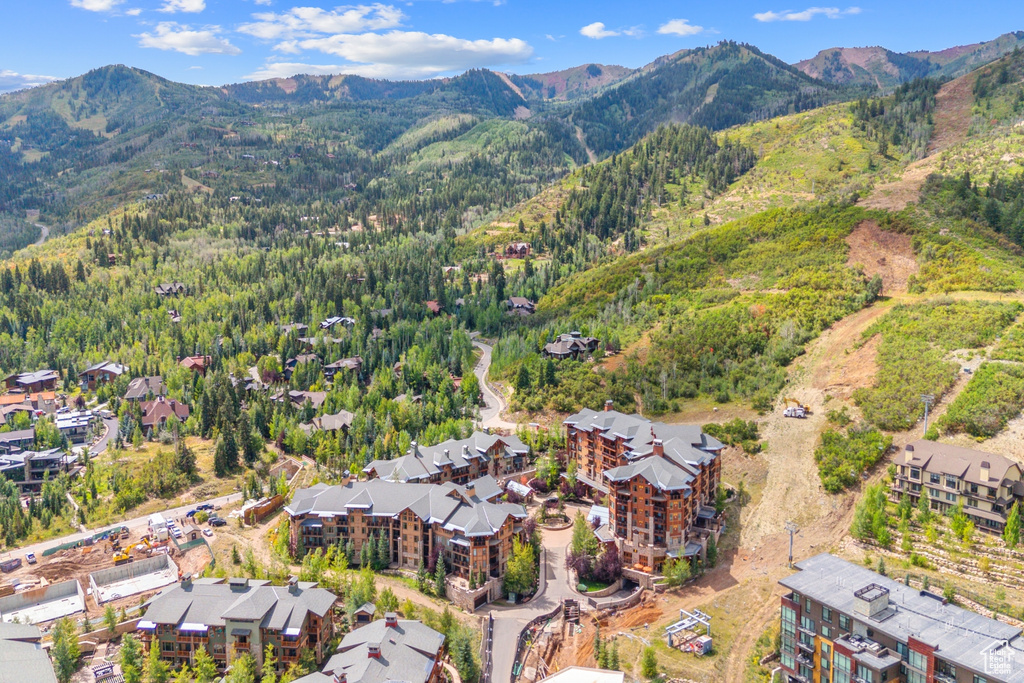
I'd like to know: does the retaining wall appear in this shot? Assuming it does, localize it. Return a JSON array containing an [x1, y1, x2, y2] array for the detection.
[[0, 579, 86, 624], [88, 554, 179, 604]]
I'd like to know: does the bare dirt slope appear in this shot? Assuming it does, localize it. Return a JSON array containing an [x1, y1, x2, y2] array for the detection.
[[845, 220, 919, 294], [861, 71, 977, 211]]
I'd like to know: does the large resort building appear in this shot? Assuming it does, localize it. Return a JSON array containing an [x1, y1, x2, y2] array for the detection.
[[285, 476, 527, 590], [891, 440, 1024, 532], [362, 431, 529, 484], [780, 553, 1024, 683], [564, 402, 724, 571]]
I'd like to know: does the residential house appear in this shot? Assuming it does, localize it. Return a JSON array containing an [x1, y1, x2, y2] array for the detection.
[[285, 354, 321, 380], [273, 391, 328, 411], [543, 332, 599, 360], [297, 336, 345, 352], [564, 403, 724, 570], [0, 622, 58, 683], [505, 242, 530, 258], [352, 603, 376, 628], [55, 410, 96, 444], [139, 397, 190, 431], [78, 361, 127, 391], [125, 376, 166, 401], [3, 370, 59, 393], [168, 309, 182, 324], [0, 428, 35, 454], [891, 440, 1024, 532], [506, 297, 536, 316], [179, 356, 211, 376], [320, 316, 356, 330], [324, 356, 363, 381], [281, 323, 310, 336], [286, 476, 527, 590], [363, 432, 530, 484], [425, 301, 442, 316], [139, 576, 336, 674], [779, 553, 1024, 683], [0, 391, 57, 416], [154, 282, 187, 297], [299, 410, 355, 437], [292, 615, 444, 683], [0, 448, 77, 491]]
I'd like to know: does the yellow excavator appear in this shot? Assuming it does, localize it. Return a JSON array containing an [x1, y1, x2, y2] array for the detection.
[[783, 398, 810, 418], [113, 548, 133, 565]]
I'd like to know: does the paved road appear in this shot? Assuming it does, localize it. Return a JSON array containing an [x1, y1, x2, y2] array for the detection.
[[483, 525, 577, 683], [471, 339, 519, 432], [92, 417, 118, 454], [5, 492, 242, 562], [31, 223, 49, 247]]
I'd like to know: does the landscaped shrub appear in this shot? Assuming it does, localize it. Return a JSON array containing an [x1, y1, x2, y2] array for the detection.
[[816, 425, 892, 493], [939, 362, 1024, 438]]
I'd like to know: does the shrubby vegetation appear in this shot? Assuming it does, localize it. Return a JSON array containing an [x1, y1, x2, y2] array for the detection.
[[815, 426, 892, 493], [854, 300, 1021, 430], [939, 362, 1024, 438], [850, 78, 940, 161]]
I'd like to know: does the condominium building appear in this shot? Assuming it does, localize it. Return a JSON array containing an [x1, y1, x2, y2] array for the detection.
[[139, 576, 336, 673], [362, 432, 529, 484], [891, 440, 1024, 532], [780, 553, 1024, 683], [564, 403, 724, 570], [294, 614, 445, 683], [285, 476, 527, 586]]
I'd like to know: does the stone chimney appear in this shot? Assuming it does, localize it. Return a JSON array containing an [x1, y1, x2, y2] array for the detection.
[[367, 643, 381, 659], [181, 573, 193, 588], [411, 441, 420, 457], [652, 439, 664, 457], [462, 445, 470, 458], [443, 449, 450, 461], [341, 473, 352, 487], [465, 482, 476, 498], [604, 399, 613, 412], [904, 444, 915, 464], [384, 612, 398, 628], [980, 461, 991, 483], [288, 575, 299, 594]]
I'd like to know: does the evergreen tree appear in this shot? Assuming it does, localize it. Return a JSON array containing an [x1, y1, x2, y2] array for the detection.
[[641, 647, 659, 680], [609, 640, 620, 670], [120, 634, 144, 683], [376, 530, 389, 568], [145, 639, 170, 683], [1005, 502, 1021, 548], [706, 535, 718, 568], [434, 554, 447, 597], [50, 617, 80, 683], [917, 489, 932, 523], [262, 643, 279, 683], [193, 645, 217, 683]]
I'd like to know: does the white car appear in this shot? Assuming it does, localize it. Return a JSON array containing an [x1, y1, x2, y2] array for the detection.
[[202, 528, 213, 538]]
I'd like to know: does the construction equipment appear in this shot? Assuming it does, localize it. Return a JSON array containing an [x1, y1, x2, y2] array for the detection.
[[782, 398, 809, 418], [112, 548, 133, 566]]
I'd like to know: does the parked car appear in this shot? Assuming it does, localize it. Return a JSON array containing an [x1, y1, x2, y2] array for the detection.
[[185, 509, 197, 518], [202, 528, 213, 538], [25, 552, 36, 565], [196, 504, 214, 511], [99, 409, 114, 419], [209, 517, 226, 527]]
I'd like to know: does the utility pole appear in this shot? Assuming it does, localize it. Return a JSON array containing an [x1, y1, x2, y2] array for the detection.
[[921, 394, 935, 436], [785, 521, 799, 568]]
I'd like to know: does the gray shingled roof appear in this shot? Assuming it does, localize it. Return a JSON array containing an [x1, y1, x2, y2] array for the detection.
[[320, 619, 445, 683], [0, 623, 55, 683], [902, 439, 1021, 488], [287, 477, 525, 538], [563, 409, 723, 460], [124, 376, 166, 400], [143, 578, 335, 632], [363, 432, 527, 483], [781, 554, 1024, 681]]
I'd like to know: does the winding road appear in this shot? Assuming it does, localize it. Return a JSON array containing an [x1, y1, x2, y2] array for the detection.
[[472, 338, 519, 432], [31, 222, 49, 247]]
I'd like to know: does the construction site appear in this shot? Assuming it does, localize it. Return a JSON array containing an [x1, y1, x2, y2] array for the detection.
[[0, 524, 212, 627]]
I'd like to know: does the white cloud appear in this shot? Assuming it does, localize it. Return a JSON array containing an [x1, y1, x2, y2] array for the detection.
[[753, 6, 861, 22], [125, 7, 142, 14], [291, 31, 532, 77], [579, 22, 618, 39], [159, 0, 206, 13], [238, 4, 405, 40], [136, 22, 241, 55], [657, 19, 704, 36], [0, 70, 59, 94], [69, 0, 123, 11]]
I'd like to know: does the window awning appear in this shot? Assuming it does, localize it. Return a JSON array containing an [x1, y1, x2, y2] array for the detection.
[[449, 536, 470, 547], [137, 621, 157, 630], [283, 627, 301, 637], [231, 628, 251, 636], [180, 623, 208, 632], [300, 519, 323, 527]]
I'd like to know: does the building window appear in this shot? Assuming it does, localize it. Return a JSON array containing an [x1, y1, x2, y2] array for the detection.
[[821, 625, 831, 638], [946, 475, 958, 489], [838, 614, 850, 630], [781, 652, 795, 670], [946, 492, 956, 502], [856, 664, 874, 683], [805, 597, 812, 613], [974, 676, 989, 683], [896, 642, 909, 662], [910, 467, 920, 480], [908, 650, 927, 672], [162, 642, 175, 652], [822, 607, 832, 623], [930, 473, 940, 485], [800, 616, 814, 632]]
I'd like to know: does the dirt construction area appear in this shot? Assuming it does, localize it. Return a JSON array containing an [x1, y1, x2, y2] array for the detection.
[[1, 527, 212, 625]]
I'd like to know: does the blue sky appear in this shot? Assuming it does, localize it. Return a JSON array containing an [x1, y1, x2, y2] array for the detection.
[[1, 0, 1023, 92]]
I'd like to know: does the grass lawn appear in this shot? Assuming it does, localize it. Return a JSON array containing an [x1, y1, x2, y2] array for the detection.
[[577, 578, 612, 593]]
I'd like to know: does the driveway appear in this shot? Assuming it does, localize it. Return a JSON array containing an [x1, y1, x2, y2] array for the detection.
[[471, 339, 519, 432], [91, 417, 119, 455]]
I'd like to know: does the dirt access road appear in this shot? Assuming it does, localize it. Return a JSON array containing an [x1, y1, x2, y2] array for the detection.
[[472, 338, 520, 432]]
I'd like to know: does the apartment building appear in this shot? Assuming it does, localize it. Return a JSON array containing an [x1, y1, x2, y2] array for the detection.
[[294, 614, 445, 683], [362, 432, 529, 484], [780, 554, 1024, 683], [564, 403, 724, 570], [285, 476, 527, 586], [139, 576, 335, 673], [891, 440, 1024, 532]]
